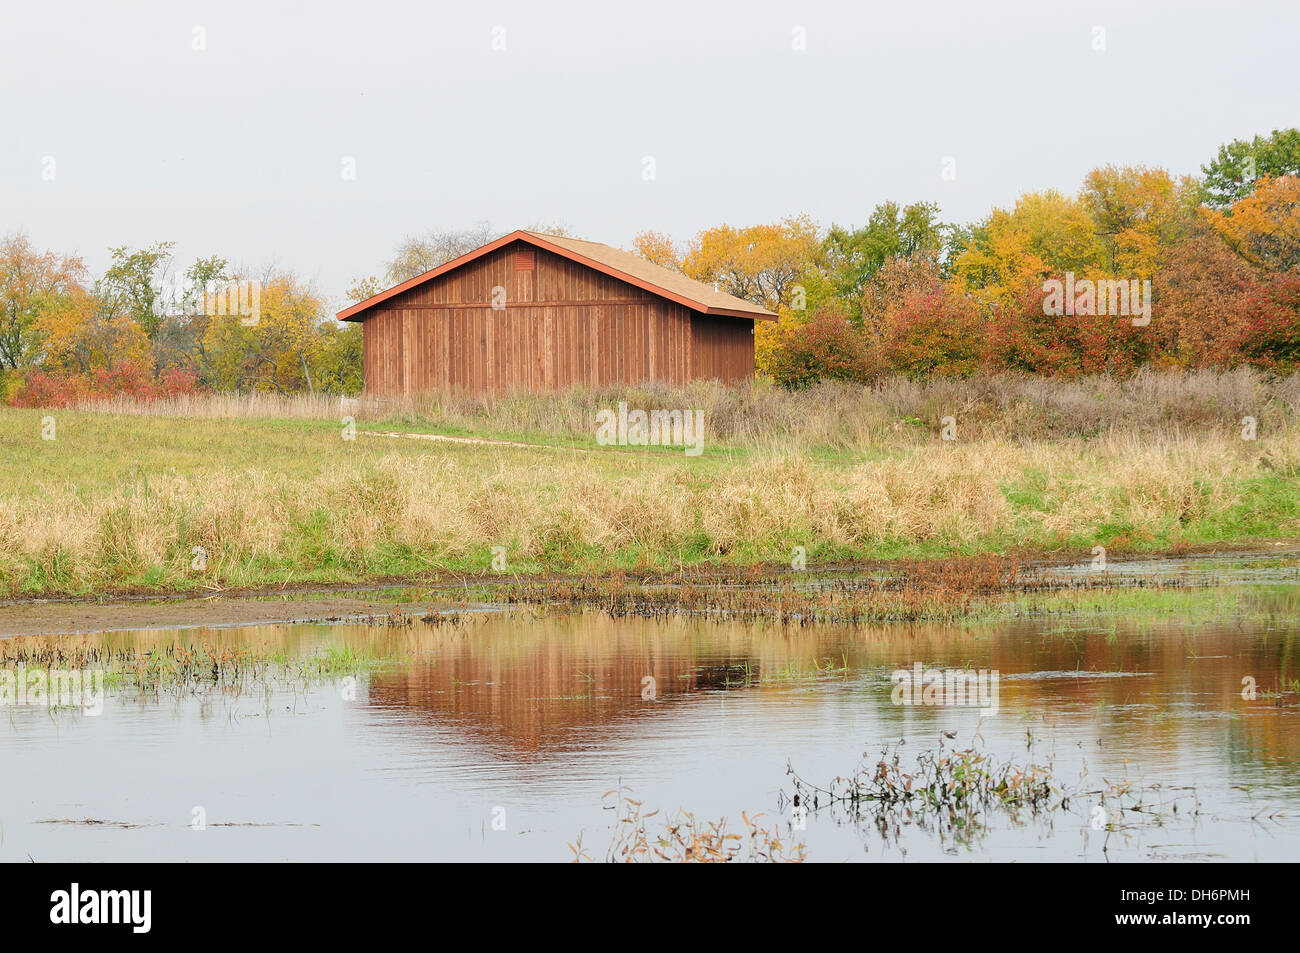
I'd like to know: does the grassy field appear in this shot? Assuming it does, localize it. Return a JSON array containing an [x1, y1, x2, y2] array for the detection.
[[2, 370, 1299, 597]]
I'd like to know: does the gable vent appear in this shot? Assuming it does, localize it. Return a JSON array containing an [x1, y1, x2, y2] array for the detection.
[[514, 248, 535, 271]]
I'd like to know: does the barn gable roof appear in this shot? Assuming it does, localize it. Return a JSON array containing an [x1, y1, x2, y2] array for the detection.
[[336, 229, 778, 322]]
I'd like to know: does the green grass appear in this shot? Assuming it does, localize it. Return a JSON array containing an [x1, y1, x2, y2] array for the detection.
[[2, 403, 1298, 597]]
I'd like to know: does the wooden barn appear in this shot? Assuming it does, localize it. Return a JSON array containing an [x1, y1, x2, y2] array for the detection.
[[337, 229, 776, 396]]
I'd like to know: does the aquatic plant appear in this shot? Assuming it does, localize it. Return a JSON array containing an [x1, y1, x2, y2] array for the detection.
[[570, 783, 806, 863]]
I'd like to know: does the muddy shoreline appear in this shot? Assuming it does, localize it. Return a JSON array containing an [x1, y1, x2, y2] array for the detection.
[[2, 541, 1294, 639], [0, 595, 494, 639]]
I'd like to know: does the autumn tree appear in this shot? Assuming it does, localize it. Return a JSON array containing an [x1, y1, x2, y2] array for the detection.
[[202, 269, 328, 394], [33, 294, 120, 373], [0, 233, 90, 370], [1237, 273, 1300, 370], [1206, 174, 1300, 274], [860, 254, 946, 343], [1156, 224, 1261, 366], [681, 214, 821, 313], [632, 230, 682, 269], [763, 304, 870, 388], [874, 283, 986, 379], [953, 190, 1100, 315], [344, 274, 384, 304], [822, 201, 946, 320], [988, 275, 1156, 376], [1080, 166, 1195, 277]]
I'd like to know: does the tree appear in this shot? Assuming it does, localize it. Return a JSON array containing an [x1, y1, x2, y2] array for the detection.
[[822, 201, 946, 319], [953, 190, 1100, 315], [202, 270, 327, 393], [1080, 166, 1194, 277], [182, 255, 231, 311], [385, 223, 496, 283], [35, 292, 149, 375], [150, 255, 231, 376], [1156, 225, 1261, 366], [1201, 128, 1300, 209], [1237, 273, 1300, 370], [344, 274, 383, 304], [861, 254, 946, 344], [632, 230, 681, 269], [309, 321, 363, 394], [681, 214, 821, 312], [988, 274, 1155, 376], [0, 233, 89, 369], [101, 241, 176, 339], [1206, 174, 1300, 274], [874, 284, 986, 379]]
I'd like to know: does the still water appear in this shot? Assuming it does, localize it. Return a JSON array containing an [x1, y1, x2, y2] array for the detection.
[[2, 557, 1298, 862]]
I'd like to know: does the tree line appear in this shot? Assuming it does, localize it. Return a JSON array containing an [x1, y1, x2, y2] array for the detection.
[[636, 128, 1299, 385], [2, 130, 1296, 404]]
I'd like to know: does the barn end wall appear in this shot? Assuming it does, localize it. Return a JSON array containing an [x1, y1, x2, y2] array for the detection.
[[357, 241, 755, 395]]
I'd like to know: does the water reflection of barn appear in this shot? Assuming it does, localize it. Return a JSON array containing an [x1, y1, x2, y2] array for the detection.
[[348, 609, 1300, 768], [363, 614, 772, 756]]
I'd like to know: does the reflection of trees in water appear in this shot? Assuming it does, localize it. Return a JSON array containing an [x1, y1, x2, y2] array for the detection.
[[355, 610, 1300, 767], [16, 607, 1295, 766]]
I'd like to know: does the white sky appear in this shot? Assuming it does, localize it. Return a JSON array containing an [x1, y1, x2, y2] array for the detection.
[[2, 0, 1296, 313]]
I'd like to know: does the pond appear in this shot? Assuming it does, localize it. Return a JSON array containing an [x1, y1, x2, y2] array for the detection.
[[1, 552, 1297, 862]]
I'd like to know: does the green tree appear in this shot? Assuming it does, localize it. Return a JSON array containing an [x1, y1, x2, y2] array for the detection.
[[1201, 128, 1300, 209], [309, 321, 363, 394], [101, 241, 176, 339], [822, 201, 946, 318]]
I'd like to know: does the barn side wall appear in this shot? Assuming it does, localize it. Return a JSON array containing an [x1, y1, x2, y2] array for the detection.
[[689, 312, 756, 385], [357, 240, 755, 396]]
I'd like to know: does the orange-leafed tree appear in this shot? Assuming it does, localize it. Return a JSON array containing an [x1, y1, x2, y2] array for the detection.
[[681, 214, 822, 313], [763, 303, 870, 388], [0, 233, 90, 370], [1155, 225, 1261, 367], [1206, 174, 1300, 274], [632, 230, 682, 270], [874, 282, 987, 379], [988, 275, 1157, 377]]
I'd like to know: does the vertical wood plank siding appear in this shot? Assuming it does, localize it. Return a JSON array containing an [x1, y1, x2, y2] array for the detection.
[[359, 241, 755, 396]]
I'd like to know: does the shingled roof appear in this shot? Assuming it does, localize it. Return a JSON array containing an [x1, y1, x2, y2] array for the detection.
[[337, 229, 777, 322]]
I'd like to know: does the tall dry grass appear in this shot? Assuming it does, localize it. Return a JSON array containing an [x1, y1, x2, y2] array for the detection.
[[2, 421, 1296, 595], [73, 367, 1300, 449]]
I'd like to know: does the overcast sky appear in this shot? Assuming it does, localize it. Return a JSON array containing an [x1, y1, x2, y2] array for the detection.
[[2, 0, 1296, 312]]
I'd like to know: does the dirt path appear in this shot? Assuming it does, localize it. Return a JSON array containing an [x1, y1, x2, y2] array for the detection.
[[361, 430, 594, 452]]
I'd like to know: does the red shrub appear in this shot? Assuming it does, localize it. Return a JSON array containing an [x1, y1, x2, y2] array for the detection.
[[766, 306, 871, 388], [876, 285, 986, 378], [988, 276, 1157, 377], [1238, 272, 1300, 370], [10, 362, 201, 408]]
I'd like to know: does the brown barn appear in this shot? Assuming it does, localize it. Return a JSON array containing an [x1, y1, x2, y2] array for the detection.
[[337, 229, 776, 396]]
